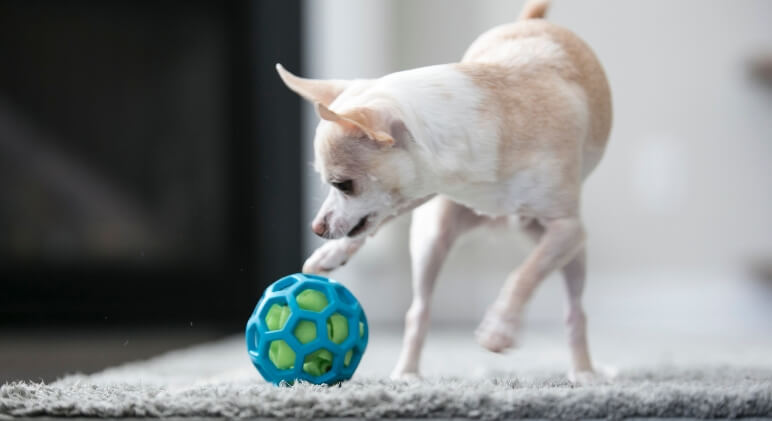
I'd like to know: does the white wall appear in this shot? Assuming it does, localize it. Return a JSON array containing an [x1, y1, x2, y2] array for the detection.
[[300, 0, 772, 334]]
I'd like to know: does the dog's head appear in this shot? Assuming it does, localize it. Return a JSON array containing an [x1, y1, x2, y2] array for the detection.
[[277, 64, 422, 239]]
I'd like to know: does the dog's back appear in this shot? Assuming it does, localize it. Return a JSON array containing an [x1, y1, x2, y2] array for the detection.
[[459, 0, 612, 180]]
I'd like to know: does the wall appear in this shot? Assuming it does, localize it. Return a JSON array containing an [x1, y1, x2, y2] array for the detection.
[[300, 0, 772, 335]]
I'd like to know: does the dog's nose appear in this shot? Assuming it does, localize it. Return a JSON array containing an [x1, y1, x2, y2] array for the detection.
[[311, 219, 328, 238]]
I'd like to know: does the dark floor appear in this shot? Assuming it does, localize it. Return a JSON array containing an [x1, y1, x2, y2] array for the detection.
[[0, 325, 232, 383]]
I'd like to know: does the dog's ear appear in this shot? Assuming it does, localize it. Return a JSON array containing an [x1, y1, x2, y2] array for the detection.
[[276, 63, 349, 106], [315, 103, 395, 146]]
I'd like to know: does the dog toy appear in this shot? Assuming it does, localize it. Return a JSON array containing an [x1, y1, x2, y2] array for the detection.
[[245, 273, 368, 385]]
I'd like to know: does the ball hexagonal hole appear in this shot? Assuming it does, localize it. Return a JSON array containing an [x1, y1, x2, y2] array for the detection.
[[359, 318, 365, 338], [293, 320, 317, 344], [302, 349, 333, 376], [326, 313, 348, 344], [333, 284, 356, 306], [303, 274, 328, 282], [248, 325, 260, 350], [271, 276, 297, 292], [343, 347, 362, 367], [296, 289, 329, 312], [264, 302, 291, 331], [268, 340, 295, 370]]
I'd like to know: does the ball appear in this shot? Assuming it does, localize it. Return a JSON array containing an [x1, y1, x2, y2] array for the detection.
[[245, 273, 369, 385]]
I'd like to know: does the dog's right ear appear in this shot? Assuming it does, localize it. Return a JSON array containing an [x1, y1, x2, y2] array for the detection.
[[276, 63, 349, 107], [315, 102, 396, 146]]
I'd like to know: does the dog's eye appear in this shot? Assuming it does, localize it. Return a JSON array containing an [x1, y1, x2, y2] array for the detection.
[[332, 179, 354, 194]]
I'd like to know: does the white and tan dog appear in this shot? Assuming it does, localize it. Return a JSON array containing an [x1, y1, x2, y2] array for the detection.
[[276, 0, 611, 381]]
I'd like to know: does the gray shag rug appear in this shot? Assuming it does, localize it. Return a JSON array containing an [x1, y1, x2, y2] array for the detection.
[[2, 327, 772, 419]]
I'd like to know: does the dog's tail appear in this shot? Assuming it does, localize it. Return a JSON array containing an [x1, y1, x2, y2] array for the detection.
[[518, 0, 550, 20]]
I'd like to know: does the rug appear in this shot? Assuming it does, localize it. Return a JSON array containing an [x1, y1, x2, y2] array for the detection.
[[2, 326, 772, 419]]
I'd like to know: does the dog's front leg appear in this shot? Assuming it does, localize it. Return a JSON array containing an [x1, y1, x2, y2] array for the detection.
[[476, 217, 584, 352], [303, 196, 434, 275], [391, 197, 488, 380], [302, 236, 365, 274]]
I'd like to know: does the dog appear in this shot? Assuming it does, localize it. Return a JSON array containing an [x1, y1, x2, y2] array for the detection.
[[276, 0, 611, 382]]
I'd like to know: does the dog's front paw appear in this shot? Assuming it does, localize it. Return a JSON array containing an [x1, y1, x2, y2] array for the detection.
[[390, 369, 422, 381], [475, 307, 521, 353], [568, 365, 618, 385], [302, 240, 351, 274]]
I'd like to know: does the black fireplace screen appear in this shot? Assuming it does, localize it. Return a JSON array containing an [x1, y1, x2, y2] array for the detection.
[[0, 0, 303, 328]]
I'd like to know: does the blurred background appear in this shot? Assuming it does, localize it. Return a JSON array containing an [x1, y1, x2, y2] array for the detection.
[[1, 0, 771, 383], [0, 0, 303, 381], [302, 0, 772, 337]]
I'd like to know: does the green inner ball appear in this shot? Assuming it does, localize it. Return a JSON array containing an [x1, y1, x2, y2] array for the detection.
[[296, 289, 328, 312], [263, 289, 364, 375]]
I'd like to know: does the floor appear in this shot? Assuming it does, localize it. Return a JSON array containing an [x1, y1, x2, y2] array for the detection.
[[4, 317, 772, 384], [2, 323, 771, 419], [0, 325, 230, 384]]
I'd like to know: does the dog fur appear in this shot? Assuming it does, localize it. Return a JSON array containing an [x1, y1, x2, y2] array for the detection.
[[276, 0, 612, 382]]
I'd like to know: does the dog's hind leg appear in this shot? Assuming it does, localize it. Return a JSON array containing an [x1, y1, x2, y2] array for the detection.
[[391, 196, 490, 380], [563, 247, 617, 384], [560, 248, 597, 378], [476, 216, 584, 353], [518, 219, 595, 376]]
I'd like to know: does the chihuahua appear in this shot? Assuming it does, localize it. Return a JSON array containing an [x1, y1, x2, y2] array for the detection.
[[276, 0, 611, 382]]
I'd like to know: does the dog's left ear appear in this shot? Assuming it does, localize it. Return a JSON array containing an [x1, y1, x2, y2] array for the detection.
[[316, 103, 396, 146], [276, 63, 349, 106]]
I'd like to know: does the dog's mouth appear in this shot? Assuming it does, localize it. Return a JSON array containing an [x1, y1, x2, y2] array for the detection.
[[346, 214, 373, 237]]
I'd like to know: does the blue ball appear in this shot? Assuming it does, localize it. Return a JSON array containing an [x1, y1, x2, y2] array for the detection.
[[245, 273, 369, 385]]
